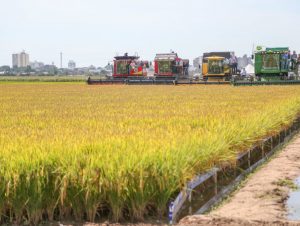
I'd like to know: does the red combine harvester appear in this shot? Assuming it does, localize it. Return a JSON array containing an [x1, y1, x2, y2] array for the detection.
[[154, 52, 189, 79], [113, 53, 148, 78], [87, 52, 194, 85]]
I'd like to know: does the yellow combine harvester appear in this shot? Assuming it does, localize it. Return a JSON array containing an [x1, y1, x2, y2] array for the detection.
[[202, 52, 234, 81]]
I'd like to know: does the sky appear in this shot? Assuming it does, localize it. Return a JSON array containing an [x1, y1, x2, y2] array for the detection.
[[1, 0, 300, 67]]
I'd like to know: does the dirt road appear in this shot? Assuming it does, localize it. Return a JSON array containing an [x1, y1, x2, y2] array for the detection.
[[180, 135, 300, 226]]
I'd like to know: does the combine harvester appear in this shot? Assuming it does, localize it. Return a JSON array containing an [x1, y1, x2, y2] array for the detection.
[[233, 46, 300, 86], [87, 47, 299, 86], [87, 53, 150, 85], [200, 51, 236, 84], [88, 52, 190, 85], [153, 52, 189, 83]]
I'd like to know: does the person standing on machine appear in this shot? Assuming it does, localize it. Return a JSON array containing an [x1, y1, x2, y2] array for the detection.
[[291, 51, 298, 70], [230, 53, 238, 75], [297, 54, 300, 77]]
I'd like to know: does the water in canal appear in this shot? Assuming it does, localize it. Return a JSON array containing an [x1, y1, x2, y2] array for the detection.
[[287, 177, 300, 221]]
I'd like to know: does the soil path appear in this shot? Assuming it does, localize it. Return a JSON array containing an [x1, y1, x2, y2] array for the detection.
[[180, 135, 300, 225]]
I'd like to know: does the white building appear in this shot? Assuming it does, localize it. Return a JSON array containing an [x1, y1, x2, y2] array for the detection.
[[193, 56, 203, 72], [30, 61, 44, 70], [237, 54, 253, 70], [12, 51, 30, 68], [68, 60, 76, 70]]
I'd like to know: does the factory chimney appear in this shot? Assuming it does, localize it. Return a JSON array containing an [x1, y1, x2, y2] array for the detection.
[[60, 52, 63, 68]]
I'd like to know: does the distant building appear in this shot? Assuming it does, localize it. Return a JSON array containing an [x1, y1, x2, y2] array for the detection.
[[88, 65, 100, 74], [43, 64, 57, 75], [88, 65, 96, 70], [237, 54, 253, 70], [68, 60, 76, 70], [104, 63, 113, 71], [193, 56, 202, 69], [30, 61, 44, 70], [12, 51, 29, 68]]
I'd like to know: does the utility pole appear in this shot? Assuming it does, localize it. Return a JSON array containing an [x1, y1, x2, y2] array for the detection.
[[60, 52, 63, 69]]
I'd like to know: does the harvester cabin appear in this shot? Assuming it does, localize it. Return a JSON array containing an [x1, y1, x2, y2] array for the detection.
[[113, 54, 147, 78], [202, 52, 233, 81], [206, 56, 225, 75], [154, 53, 189, 79]]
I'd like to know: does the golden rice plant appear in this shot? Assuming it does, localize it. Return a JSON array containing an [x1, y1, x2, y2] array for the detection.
[[1, 84, 300, 223]]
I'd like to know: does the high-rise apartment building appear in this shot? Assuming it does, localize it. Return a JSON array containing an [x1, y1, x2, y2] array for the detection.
[[12, 51, 30, 68]]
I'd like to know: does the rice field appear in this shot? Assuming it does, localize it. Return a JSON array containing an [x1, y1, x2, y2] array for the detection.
[[0, 75, 93, 83], [1, 84, 300, 224]]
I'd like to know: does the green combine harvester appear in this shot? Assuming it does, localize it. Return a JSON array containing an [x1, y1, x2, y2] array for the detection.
[[233, 46, 299, 86]]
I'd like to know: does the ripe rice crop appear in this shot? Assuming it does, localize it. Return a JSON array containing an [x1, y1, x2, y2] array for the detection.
[[1, 84, 300, 224]]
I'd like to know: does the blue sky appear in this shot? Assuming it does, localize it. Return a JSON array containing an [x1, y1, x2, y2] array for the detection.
[[1, 0, 300, 67]]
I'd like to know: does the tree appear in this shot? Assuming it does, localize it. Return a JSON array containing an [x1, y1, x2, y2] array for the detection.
[[0, 65, 11, 72], [25, 65, 33, 73]]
